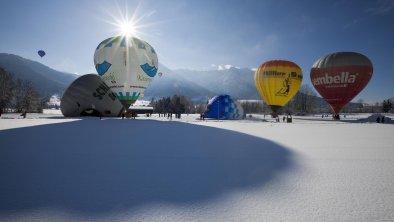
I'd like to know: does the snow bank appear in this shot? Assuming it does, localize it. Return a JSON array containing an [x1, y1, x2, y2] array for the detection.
[[42, 109, 62, 115], [356, 113, 393, 123]]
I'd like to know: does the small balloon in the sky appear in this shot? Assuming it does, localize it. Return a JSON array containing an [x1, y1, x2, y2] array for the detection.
[[158, 72, 163, 77], [38, 50, 46, 58]]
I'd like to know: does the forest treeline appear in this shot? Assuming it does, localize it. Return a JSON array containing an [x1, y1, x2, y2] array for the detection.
[[0, 67, 44, 113], [151, 85, 393, 116]]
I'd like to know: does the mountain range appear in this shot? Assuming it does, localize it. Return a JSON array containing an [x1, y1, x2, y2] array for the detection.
[[0, 53, 261, 102], [144, 65, 260, 101]]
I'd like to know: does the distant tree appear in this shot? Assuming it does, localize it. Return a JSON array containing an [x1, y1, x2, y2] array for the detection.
[[1, 67, 44, 113], [171, 95, 181, 113], [357, 99, 364, 113], [240, 101, 265, 114], [179, 95, 194, 113], [152, 95, 201, 114], [25, 84, 42, 112], [11, 79, 24, 112], [287, 85, 317, 114], [41, 94, 53, 109], [0, 67, 14, 112], [195, 103, 207, 114], [11, 79, 42, 112], [382, 99, 393, 113]]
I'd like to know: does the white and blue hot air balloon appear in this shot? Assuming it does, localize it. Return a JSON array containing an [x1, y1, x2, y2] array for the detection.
[[204, 95, 244, 119], [94, 36, 158, 109]]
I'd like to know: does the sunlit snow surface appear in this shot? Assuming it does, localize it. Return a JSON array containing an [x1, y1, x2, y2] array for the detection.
[[1, 111, 393, 221]]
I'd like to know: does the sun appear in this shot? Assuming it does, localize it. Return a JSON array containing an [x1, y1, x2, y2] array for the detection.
[[119, 20, 137, 37], [99, 1, 159, 39]]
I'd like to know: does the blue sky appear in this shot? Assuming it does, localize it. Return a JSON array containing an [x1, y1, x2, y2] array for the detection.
[[1, 0, 393, 103]]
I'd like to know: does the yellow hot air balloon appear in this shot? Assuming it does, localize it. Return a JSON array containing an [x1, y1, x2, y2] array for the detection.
[[255, 60, 303, 116]]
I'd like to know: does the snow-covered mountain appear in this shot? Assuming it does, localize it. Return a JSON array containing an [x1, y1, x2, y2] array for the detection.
[[0, 53, 78, 97], [175, 66, 260, 100], [145, 65, 261, 101], [143, 65, 215, 102]]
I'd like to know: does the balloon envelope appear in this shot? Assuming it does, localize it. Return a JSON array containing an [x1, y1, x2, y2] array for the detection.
[[94, 36, 158, 109], [254, 60, 303, 115], [204, 95, 244, 119], [38, 50, 45, 58], [310, 52, 373, 113], [61, 74, 123, 117]]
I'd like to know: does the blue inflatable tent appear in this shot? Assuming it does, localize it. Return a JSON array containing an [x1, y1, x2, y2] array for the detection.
[[204, 95, 244, 119]]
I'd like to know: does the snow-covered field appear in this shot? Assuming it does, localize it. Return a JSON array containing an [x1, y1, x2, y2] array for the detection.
[[1, 111, 393, 221]]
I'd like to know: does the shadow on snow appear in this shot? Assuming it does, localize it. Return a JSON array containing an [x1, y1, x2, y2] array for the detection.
[[0, 119, 293, 215]]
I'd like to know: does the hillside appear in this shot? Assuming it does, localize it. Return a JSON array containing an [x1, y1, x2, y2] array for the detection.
[[0, 53, 78, 97]]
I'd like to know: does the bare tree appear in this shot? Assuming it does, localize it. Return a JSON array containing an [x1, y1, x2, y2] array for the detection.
[[357, 99, 364, 113], [240, 101, 265, 114], [0, 67, 14, 112], [382, 99, 393, 113], [11, 79, 42, 112], [288, 84, 317, 114], [1, 67, 45, 113], [152, 95, 203, 114]]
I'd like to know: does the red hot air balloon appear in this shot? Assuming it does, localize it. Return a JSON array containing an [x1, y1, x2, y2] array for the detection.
[[310, 52, 373, 114]]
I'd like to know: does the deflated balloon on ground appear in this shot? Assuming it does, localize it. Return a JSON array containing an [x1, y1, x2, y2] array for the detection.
[[204, 95, 244, 119]]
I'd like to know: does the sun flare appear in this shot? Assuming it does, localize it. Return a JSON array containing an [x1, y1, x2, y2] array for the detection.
[[119, 20, 137, 37], [99, 1, 158, 39]]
